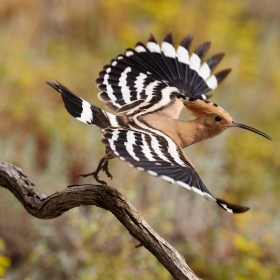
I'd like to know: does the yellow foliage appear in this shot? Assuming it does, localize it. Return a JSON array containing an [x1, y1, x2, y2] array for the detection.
[[234, 235, 262, 257], [0, 239, 10, 277]]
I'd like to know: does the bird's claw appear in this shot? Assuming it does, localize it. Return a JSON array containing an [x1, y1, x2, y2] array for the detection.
[[78, 171, 108, 185], [78, 154, 113, 185]]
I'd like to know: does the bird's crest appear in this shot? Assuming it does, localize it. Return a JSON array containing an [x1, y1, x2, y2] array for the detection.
[[185, 98, 232, 121]]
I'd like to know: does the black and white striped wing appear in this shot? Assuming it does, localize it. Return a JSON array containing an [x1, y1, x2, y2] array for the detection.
[[102, 127, 248, 213], [97, 31, 231, 115]]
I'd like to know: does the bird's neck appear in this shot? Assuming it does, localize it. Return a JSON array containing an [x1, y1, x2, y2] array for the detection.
[[138, 114, 223, 149], [175, 118, 221, 148]]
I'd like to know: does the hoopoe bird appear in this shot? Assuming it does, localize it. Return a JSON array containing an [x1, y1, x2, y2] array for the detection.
[[47, 31, 271, 214]]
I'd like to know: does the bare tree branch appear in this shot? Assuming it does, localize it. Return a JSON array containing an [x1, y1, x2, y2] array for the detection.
[[0, 162, 201, 280]]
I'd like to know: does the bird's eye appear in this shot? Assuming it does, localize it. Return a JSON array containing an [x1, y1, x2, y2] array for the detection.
[[214, 116, 222, 122]]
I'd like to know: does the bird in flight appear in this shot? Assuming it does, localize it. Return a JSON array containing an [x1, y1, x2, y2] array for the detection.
[[47, 31, 271, 214]]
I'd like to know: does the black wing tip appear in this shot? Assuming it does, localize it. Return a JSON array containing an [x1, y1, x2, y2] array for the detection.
[[46, 81, 70, 93], [163, 30, 173, 44], [196, 41, 211, 50], [211, 52, 225, 61], [194, 41, 212, 59], [46, 80, 60, 91], [135, 41, 146, 48], [215, 68, 232, 84], [96, 77, 103, 85], [46, 81, 80, 102], [179, 34, 193, 50], [217, 198, 250, 214], [148, 33, 157, 43], [149, 30, 174, 44], [206, 52, 225, 71]]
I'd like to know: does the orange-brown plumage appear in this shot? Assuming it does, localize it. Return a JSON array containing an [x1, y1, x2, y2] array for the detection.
[[141, 98, 270, 152]]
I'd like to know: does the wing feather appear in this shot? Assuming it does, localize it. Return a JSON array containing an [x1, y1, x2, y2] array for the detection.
[[102, 127, 249, 213], [96, 31, 231, 115]]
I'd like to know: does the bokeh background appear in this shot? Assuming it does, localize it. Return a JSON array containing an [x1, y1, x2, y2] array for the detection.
[[0, 0, 279, 279]]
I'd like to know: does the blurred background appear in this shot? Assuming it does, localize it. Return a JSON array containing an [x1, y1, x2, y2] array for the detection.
[[0, 0, 279, 279]]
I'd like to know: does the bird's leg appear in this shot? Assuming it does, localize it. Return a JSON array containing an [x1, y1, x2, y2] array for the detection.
[[78, 152, 115, 185], [101, 160, 113, 180]]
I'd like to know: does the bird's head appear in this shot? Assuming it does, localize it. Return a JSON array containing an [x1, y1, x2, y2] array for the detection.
[[184, 99, 271, 140]]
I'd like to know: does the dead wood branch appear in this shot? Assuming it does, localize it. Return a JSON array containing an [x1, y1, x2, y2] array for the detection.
[[0, 162, 201, 280]]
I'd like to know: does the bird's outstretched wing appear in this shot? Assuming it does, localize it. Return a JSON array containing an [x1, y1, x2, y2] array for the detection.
[[102, 126, 248, 213], [97, 31, 231, 116]]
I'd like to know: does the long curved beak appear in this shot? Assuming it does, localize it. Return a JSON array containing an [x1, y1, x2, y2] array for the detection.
[[228, 121, 272, 140]]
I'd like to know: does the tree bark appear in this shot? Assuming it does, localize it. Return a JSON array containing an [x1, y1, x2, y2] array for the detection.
[[0, 162, 201, 280]]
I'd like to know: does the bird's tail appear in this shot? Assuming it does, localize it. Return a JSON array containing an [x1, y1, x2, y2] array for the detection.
[[47, 81, 119, 129]]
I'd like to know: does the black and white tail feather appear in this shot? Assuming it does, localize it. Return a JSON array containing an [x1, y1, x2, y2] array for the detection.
[[47, 81, 249, 214], [96, 31, 231, 116], [47, 81, 120, 128]]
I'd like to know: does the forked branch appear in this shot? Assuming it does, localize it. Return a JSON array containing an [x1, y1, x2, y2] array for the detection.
[[0, 162, 200, 280]]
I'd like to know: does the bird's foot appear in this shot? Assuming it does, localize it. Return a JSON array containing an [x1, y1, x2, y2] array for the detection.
[[78, 171, 108, 185], [78, 153, 114, 185]]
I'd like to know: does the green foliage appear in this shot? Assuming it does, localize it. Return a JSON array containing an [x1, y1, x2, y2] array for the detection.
[[0, 0, 280, 279]]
